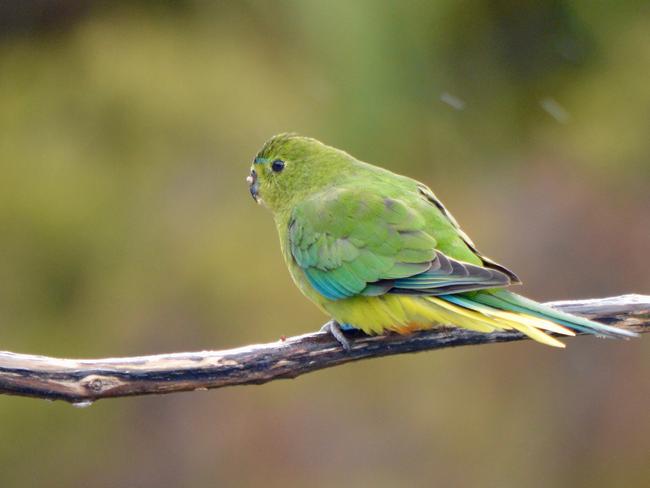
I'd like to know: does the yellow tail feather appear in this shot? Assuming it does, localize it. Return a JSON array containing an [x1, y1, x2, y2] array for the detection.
[[427, 297, 567, 348]]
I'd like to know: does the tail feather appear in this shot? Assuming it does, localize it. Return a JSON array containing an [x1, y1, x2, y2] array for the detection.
[[438, 294, 570, 348], [442, 294, 575, 336], [433, 289, 636, 347], [475, 290, 638, 339]]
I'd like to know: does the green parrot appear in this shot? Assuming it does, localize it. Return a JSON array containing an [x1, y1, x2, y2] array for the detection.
[[247, 133, 636, 349]]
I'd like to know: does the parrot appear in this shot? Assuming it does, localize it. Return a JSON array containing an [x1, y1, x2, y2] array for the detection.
[[246, 133, 637, 349]]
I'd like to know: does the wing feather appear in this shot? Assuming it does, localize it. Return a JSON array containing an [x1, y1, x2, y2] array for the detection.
[[290, 188, 515, 301]]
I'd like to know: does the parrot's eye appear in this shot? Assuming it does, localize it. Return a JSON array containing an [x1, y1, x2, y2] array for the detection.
[[271, 159, 285, 173]]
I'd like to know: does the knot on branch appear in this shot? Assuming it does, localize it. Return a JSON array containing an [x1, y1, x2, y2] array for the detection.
[[80, 375, 123, 395]]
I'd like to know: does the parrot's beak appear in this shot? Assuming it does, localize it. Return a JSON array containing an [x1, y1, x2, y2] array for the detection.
[[247, 169, 260, 202]]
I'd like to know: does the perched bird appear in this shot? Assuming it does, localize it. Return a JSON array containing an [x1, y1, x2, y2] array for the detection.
[[247, 133, 636, 349]]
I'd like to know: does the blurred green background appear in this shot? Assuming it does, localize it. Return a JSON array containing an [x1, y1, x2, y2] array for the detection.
[[0, 1, 648, 487]]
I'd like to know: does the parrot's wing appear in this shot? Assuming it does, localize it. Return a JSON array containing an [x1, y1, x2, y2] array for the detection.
[[289, 187, 514, 301], [416, 183, 521, 283]]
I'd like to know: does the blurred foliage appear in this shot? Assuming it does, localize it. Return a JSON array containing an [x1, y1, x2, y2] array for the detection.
[[0, 1, 648, 487]]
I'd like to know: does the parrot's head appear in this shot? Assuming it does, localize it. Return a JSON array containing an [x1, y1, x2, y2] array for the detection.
[[247, 133, 354, 213]]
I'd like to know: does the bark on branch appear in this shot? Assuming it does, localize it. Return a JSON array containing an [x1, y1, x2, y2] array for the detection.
[[0, 294, 647, 404]]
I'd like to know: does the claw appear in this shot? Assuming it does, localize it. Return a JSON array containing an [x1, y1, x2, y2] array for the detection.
[[320, 320, 352, 352]]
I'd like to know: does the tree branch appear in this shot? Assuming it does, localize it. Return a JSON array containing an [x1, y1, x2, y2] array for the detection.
[[0, 294, 647, 404]]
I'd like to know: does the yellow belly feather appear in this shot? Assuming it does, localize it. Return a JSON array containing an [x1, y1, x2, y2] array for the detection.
[[323, 294, 573, 348]]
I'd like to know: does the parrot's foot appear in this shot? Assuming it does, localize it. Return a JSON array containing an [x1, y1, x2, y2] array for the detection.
[[320, 320, 352, 352]]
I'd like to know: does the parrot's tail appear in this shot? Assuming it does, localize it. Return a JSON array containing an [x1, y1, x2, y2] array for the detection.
[[436, 289, 637, 348]]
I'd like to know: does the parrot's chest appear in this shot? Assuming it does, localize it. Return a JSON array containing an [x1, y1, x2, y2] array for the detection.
[[285, 250, 326, 302], [279, 233, 330, 309]]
